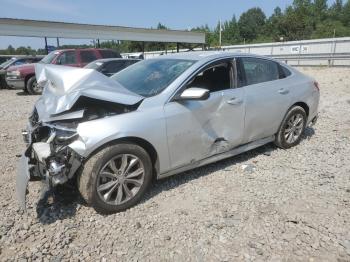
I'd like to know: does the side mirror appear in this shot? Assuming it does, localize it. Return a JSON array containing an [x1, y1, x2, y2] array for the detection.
[[177, 87, 210, 101]]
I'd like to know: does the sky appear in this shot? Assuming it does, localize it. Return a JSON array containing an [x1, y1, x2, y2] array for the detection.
[[0, 0, 332, 49]]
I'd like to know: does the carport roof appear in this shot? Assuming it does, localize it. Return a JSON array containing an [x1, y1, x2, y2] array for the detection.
[[0, 18, 205, 44]]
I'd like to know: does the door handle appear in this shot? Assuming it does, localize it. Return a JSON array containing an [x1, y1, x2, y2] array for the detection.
[[278, 88, 289, 95], [227, 97, 243, 105]]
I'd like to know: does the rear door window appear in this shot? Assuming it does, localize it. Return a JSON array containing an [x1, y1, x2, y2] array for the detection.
[[240, 57, 280, 86], [103, 61, 127, 74], [126, 60, 139, 66], [80, 50, 98, 63], [100, 50, 120, 58], [57, 51, 77, 65]]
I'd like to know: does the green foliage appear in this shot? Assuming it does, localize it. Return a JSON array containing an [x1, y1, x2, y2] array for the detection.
[[0, 0, 349, 54], [238, 8, 266, 42]]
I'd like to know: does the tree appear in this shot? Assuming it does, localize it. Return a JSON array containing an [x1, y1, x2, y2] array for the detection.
[[265, 7, 284, 41], [313, 0, 328, 21], [221, 16, 241, 45], [7, 45, 15, 55], [341, 0, 350, 26], [238, 8, 266, 42], [329, 0, 343, 20]]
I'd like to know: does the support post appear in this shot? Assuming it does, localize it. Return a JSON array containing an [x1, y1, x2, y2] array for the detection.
[[56, 37, 60, 48], [44, 37, 48, 54], [97, 39, 100, 48], [142, 42, 145, 58], [177, 43, 180, 53]]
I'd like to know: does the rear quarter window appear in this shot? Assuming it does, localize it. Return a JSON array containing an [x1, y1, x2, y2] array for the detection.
[[279, 65, 292, 79]]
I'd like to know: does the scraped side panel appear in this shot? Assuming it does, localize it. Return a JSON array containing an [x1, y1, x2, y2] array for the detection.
[[164, 88, 245, 169]]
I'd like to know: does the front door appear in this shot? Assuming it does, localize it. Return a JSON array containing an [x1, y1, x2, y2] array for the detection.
[[164, 59, 246, 169]]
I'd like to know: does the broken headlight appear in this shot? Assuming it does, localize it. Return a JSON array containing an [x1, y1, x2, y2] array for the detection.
[[54, 128, 78, 145]]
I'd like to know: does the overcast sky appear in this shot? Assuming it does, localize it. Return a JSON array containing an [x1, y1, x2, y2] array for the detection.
[[0, 0, 335, 49]]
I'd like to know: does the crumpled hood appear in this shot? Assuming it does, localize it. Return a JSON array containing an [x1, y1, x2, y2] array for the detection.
[[34, 64, 143, 118]]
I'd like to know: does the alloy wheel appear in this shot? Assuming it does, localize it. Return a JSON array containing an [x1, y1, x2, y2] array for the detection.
[[96, 154, 145, 205], [284, 113, 304, 144]]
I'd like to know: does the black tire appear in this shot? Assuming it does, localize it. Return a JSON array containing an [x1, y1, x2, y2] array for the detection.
[[0, 76, 8, 89], [26, 76, 42, 95], [275, 106, 307, 149], [77, 143, 153, 214]]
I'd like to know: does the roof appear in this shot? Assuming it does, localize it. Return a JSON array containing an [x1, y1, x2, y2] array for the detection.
[[92, 58, 141, 63], [155, 51, 281, 62], [0, 18, 205, 44], [50, 48, 118, 52]]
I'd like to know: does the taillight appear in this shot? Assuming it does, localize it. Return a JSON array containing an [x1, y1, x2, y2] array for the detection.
[[313, 81, 320, 91]]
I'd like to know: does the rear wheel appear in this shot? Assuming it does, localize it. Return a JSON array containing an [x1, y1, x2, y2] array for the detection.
[[275, 106, 307, 149], [78, 143, 153, 214], [27, 76, 42, 95]]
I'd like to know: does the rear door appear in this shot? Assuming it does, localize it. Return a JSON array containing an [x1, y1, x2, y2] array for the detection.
[[237, 57, 291, 143]]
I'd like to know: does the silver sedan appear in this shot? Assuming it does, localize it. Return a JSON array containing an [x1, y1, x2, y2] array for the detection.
[[17, 52, 319, 213]]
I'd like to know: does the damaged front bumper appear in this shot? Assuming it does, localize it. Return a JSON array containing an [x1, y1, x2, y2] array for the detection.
[[16, 119, 84, 210], [16, 155, 30, 210]]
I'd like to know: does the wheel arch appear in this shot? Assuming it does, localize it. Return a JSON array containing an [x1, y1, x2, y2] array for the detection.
[[24, 74, 35, 89], [292, 101, 309, 117], [86, 136, 160, 177], [277, 101, 310, 134]]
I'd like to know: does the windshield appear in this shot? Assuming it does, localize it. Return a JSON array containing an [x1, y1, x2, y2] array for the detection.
[[0, 58, 15, 69], [40, 51, 59, 64], [111, 59, 196, 97], [85, 61, 103, 70]]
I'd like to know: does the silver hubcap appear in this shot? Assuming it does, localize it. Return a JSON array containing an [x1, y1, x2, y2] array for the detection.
[[284, 113, 304, 144], [97, 154, 145, 205]]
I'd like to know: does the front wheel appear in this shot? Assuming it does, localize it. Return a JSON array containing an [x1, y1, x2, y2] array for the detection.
[[26, 76, 42, 95], [78, 143, 153, 214], [275, 106, 307, 149]]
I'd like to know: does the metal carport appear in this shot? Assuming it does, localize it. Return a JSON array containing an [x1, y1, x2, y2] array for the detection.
[[0, 18, 205, 53]]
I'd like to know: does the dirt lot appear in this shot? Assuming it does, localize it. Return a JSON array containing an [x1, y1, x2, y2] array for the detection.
[[0, 67, 350, 261]]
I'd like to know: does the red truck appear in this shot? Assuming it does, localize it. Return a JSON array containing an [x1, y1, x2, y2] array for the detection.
[[6, 48, 121, 94]]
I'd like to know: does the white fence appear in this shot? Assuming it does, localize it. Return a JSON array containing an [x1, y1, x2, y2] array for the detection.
[[123, 37, 350, 66]]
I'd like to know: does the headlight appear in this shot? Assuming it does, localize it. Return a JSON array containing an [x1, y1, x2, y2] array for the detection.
[[7, 70, 21, 78], [54, 128, 78, 144], [44, 124, 78, 146]]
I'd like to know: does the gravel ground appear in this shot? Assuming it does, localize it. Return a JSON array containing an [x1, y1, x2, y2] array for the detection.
[[0, 67, 350, 261]]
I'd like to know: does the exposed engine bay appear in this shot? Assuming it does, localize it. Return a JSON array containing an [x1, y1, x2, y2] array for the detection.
[[24, 96, 140, 185]]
